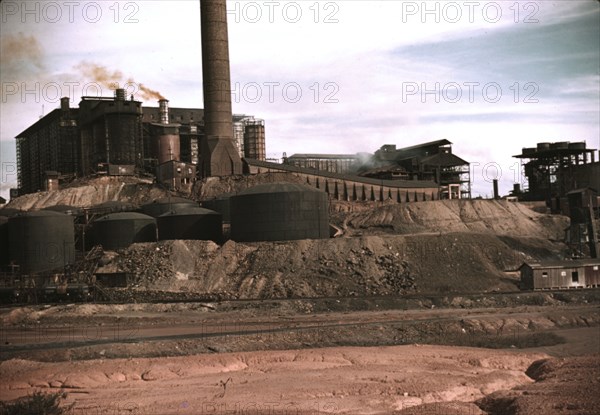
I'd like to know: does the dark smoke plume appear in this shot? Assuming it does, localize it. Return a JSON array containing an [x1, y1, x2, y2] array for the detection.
[[76, 61, 164, 100]]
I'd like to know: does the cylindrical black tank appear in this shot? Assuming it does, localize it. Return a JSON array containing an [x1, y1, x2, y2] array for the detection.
[[551, 141, 569, 150], [202, 194, 231, 223], [89, 212, 156, 250], [230, 182, 330, 242], [568, 142, 586, 150], [537, 142, 551, 151], [90, 201, 137, 215], [0, 208, 22, 217], [157, 207, 222, 242], [0, 217, 9, 269], [43, 204, 83, 216], [8, 211, 75, 273], [140, 197, 197, 218]]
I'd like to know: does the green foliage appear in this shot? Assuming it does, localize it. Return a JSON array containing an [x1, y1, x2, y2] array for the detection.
[[0, 391, 73, 415]]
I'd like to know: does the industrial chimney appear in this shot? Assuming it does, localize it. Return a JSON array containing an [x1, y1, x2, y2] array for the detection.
[[159, 99, 170, 125], [60, 97, 70, 112], [200, 0, 243, 177], [115, 88, 126, 101], [154, 98, 180, 164]]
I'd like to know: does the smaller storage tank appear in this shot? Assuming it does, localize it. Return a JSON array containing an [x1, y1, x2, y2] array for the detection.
[[551, 141, 569, 150], [0, 208, 22, 218], [43, 204, 83, 216], [230, 182, 329, 242], [202, 194, 231, 223], [90, 201, 137, 215], [89, 212, 156, 250], [157, 207, 222, 242], [8, 211, 75, 273], [537, 142, 551, 151], [568, 142, 586, 150], [141, 197, 198, 218]]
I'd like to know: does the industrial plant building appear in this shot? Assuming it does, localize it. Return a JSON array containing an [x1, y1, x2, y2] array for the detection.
[[284, 153, 362, 174], [14, 92, 266, 195], [514, 141, 598, 202], [281, 139, 471, 199]]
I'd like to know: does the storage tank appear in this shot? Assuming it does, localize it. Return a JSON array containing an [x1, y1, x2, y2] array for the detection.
[[0, 217, 8, 269], [522, 147, 536, 156], [0, 208, 22, 217], [89, 212, 156, 250], [43, 204, 83, 216], [230, 182, 329, 242], [157, 207, 222, 242], [551, 141, 569, 150], [90, 201, 137, 215], [202, 194, 232, 223], [141, 197, 197, 218], [537, 142, 551, 151], [8, 211, 75, 273], [569, 142, 586, 150], [243, 119, 266, 161]]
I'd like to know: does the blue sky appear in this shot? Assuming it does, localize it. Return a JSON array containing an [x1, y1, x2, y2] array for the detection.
[[1, 0, 599, 201]]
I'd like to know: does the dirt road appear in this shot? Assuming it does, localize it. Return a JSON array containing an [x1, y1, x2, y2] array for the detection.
[[1, 302, 598, 414]]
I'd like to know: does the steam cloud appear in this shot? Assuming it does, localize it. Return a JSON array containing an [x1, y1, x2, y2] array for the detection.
[[76, 61, 165, 101]]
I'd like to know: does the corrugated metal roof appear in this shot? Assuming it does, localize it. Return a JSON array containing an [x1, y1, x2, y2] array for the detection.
[[420, 152, 469, 167], [520, 259, 600, 269], [395, 139, 452, 153]]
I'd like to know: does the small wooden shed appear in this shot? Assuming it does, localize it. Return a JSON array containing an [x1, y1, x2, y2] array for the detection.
[[520, 260, 600, 290]]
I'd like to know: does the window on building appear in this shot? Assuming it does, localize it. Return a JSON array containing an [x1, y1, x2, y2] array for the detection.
[[572, 271, 579, 283], [561, 271, 567, 277], [542, 272, 548, 278]]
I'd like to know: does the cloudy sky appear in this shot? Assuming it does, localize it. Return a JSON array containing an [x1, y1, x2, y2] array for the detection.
[[1, 0, 599, 201]]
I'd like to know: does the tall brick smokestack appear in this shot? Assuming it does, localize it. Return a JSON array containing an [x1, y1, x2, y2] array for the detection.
[[200, 0, 243, 177]]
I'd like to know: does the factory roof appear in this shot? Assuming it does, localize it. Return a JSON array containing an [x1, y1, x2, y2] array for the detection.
[[566, 187, 598, 195], [520, 260, 600, 270], [142, 107, 204, 124], [420, 152, 469, 167], [395, 139, 452, 153], [16, 108, 79, 138], [245, 159, 439, 189]]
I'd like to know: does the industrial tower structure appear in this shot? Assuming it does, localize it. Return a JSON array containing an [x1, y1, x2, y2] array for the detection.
[[200, 0, 244, 177]]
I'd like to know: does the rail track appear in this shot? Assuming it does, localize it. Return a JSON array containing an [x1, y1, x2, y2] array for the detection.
[[1, 285, 599, 308]]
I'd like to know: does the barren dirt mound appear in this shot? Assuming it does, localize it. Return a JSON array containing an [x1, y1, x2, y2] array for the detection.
[[478, 355, 600, 415], [339, 199, 568, 240], [194, 172, 307, 200], [5, 176, 173, 210], [103, 232, 565, 298]]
